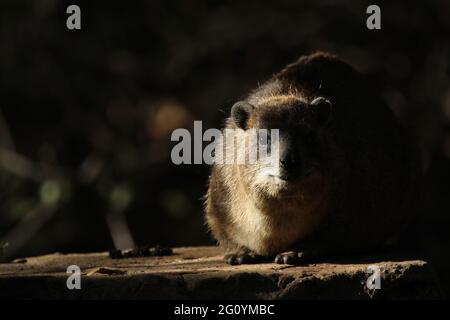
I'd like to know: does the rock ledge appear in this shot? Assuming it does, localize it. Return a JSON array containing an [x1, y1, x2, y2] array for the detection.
[[0, 246, 443, 299]]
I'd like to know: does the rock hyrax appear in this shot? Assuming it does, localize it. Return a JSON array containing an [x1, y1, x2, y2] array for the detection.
[[205, 52, 421, 265]]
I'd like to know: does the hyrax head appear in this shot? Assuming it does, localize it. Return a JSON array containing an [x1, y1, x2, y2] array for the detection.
[[229, 94, 332, 199]]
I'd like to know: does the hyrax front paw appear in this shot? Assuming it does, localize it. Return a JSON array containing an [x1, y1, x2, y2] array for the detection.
[[224, 252, 266, 265], [274, 251, 309, 265]]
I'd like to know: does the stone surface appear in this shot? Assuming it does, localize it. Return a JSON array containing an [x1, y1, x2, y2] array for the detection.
[[0, 246, 444, 299]]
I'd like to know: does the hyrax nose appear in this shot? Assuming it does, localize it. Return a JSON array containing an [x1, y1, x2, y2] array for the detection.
[[280, 153, 300, 179]]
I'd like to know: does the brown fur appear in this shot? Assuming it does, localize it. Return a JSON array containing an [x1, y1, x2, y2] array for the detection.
[[205, 52, 422, 263]]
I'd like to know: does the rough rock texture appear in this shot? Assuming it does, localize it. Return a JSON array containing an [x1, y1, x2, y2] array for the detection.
[[0, 246, 444, 299]]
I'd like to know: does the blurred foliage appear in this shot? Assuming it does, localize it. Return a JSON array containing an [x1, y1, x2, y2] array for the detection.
[[0, 0, 448, 291], [109, 184, 134, 211]]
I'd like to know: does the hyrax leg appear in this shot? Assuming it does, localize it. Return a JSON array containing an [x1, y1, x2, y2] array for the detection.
[[224, 247, 270, 265]]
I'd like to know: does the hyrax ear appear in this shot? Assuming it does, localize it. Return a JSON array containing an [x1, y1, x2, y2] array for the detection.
[[231, 101, 255, 129], [310, 97, 332, 126]]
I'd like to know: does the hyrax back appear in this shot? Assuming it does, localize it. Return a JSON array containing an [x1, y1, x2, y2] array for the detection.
[[205, 52, 421, 265]]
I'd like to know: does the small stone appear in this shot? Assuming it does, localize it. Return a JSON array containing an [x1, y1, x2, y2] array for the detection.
[[12, 258, 27, 264], [109, 245, 172, 259], [87, 267, 126, 276], [149, 245, 173, 256], [109, 249, 123, 259]]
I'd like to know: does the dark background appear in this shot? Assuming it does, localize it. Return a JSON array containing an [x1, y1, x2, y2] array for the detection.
[[0, 0, 449, 293]]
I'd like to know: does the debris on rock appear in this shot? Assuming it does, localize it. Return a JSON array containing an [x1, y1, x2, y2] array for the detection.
[[108, 249, 123, 259], [12, 258, 27, 264], [87, 267, 127, 276], [109, 244, 173, 259]]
